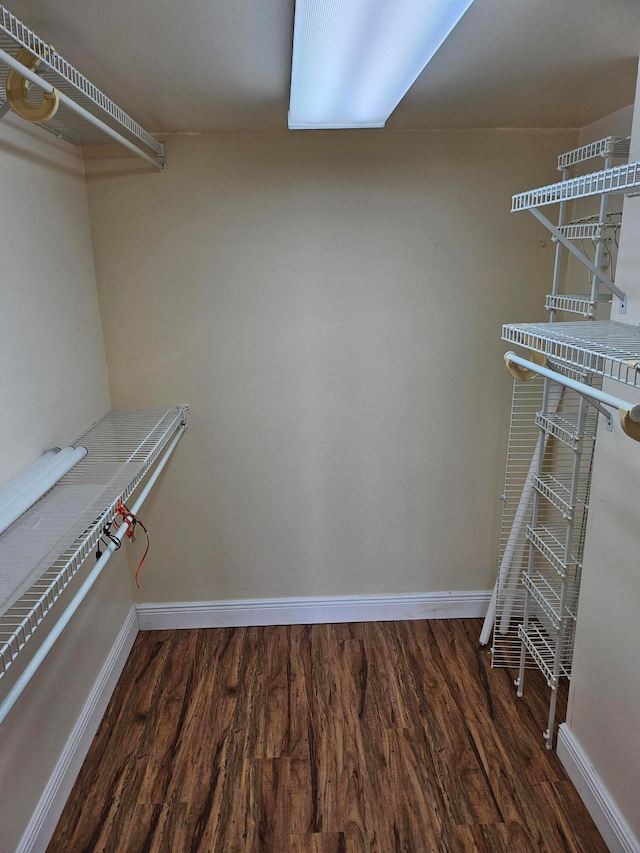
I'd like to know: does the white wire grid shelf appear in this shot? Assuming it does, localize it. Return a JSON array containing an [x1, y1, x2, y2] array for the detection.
[[492, 376, 595, 673], [518, 622, 574, 686], [502, 321, 640, 387], [555, 222, 619, 241], [534, 411, 597, 451], [0, 408, 186, 678], [0, 5, 163, 163], [556, 136, 630, 171], [526, 525, 583, 578], [544, 294, 612, 318], [492, 378, 544, 670], [531, 473, 588, 521], [522, 571, 579, 633], [511, 160, 640, 212]]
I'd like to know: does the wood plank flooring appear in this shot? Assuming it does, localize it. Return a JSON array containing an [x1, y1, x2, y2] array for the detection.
[[47, 620, 607, 852]]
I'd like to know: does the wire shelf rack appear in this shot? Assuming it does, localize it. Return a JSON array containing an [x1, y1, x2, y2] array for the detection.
[[531, 473, 588, 520], [544, 294, 613, 318], [0, 408, 186, 678], [502, 321, 640, 387], [0, 5, 163, 166], [555, 221, 620, 241], [511, 160, 640, 212], [535, 411, 597, 451], [492, 377, 544, 670], [518, 622, 573, 686], [491, 377, 597, 665], [527, 525, 582, 578], [556, 136, 630, 171], [522, 571, 579, 632]]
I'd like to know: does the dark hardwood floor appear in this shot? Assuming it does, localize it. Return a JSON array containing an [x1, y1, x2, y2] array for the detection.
[[47, 620, 607, 852]]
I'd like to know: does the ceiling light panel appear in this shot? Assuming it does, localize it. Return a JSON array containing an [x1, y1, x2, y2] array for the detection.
[[288, 0, 476, 129]]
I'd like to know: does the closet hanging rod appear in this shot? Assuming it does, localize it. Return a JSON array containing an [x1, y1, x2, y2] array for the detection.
[[504, 351, 640, 440], [0, 45, 164, 171]]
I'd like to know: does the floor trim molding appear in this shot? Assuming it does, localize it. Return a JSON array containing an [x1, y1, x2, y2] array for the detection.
[[557, 723, 640, 853], [136, 590, 491, 630], [17, 606, 139, 853]]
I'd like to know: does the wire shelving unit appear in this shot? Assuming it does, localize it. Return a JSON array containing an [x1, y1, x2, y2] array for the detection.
[[0, 4, 164, 169], [511, 159, 640, 212], [556, 136, 630, 170], [0, 407, 187, 679], [491, 136, 637, 749], [544, 293, 612, 318]]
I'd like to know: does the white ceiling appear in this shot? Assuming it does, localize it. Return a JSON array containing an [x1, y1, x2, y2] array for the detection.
[[7, 0, 640, 133]]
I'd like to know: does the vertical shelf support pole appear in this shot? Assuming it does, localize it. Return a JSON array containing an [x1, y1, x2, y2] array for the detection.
[[549, 167, 569, 323], [589, 154, 612, 308]]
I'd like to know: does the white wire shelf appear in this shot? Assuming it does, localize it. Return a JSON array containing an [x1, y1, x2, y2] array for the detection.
[[531, 473, 588, 521], [518, 622, 572, 686], [522, 572, 578, 632], [0, 5, 164, 167], [0, 407, 186, 677], [511, 160, 640, 212], [555, 222, 619, 241], [556, 136, 630, 171], [526, 525, 582, 578], [545, 294, 612, 318], [535, 411, 597, 450], [503, 321, 640, 387]]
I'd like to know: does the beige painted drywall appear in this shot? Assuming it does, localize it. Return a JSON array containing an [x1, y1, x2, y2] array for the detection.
[[0, 116, 110, 485], [0, 114, 131, 852], [85, 128, 577, 603], [565, 77, 640, 840]]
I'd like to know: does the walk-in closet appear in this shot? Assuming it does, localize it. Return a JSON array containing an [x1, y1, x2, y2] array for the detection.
[[1, 1, 639, 851]]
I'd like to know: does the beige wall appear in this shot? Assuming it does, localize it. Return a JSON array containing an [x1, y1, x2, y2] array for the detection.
[[85, 128, 576, 603], [566, 78, 640, 840], [0, 117, 110, 484], [0, 114, 131, 852]]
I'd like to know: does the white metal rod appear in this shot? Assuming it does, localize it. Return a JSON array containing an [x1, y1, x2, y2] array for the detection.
[[0, 446, 87, 536], [0, 425, 184, 727], [505, 352, 640, 420], [0, 45, 164, 171]]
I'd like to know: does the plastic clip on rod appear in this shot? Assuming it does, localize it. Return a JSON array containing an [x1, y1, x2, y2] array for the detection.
[[504, 351, 640, 441]]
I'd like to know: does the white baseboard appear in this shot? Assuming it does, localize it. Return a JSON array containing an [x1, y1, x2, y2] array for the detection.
[[557, 724, 640, 853], [136, 590, 491, 630], [17, 606, 139, 853]]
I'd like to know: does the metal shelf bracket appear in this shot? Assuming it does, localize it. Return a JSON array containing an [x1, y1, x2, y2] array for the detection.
[[528, 208, 627, 313]]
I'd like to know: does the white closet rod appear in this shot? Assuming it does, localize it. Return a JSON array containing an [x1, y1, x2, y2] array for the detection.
[[0, 45, 164, 171], [504, 352, 640, 422], [0, 423, 185, 727]]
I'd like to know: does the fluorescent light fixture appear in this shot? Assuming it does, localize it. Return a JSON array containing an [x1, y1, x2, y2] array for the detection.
[[0, 446, 87, 536], [288, 0, 476, 129]]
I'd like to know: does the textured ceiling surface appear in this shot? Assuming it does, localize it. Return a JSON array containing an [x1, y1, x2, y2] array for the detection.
[[4, 0, 640, 133]]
